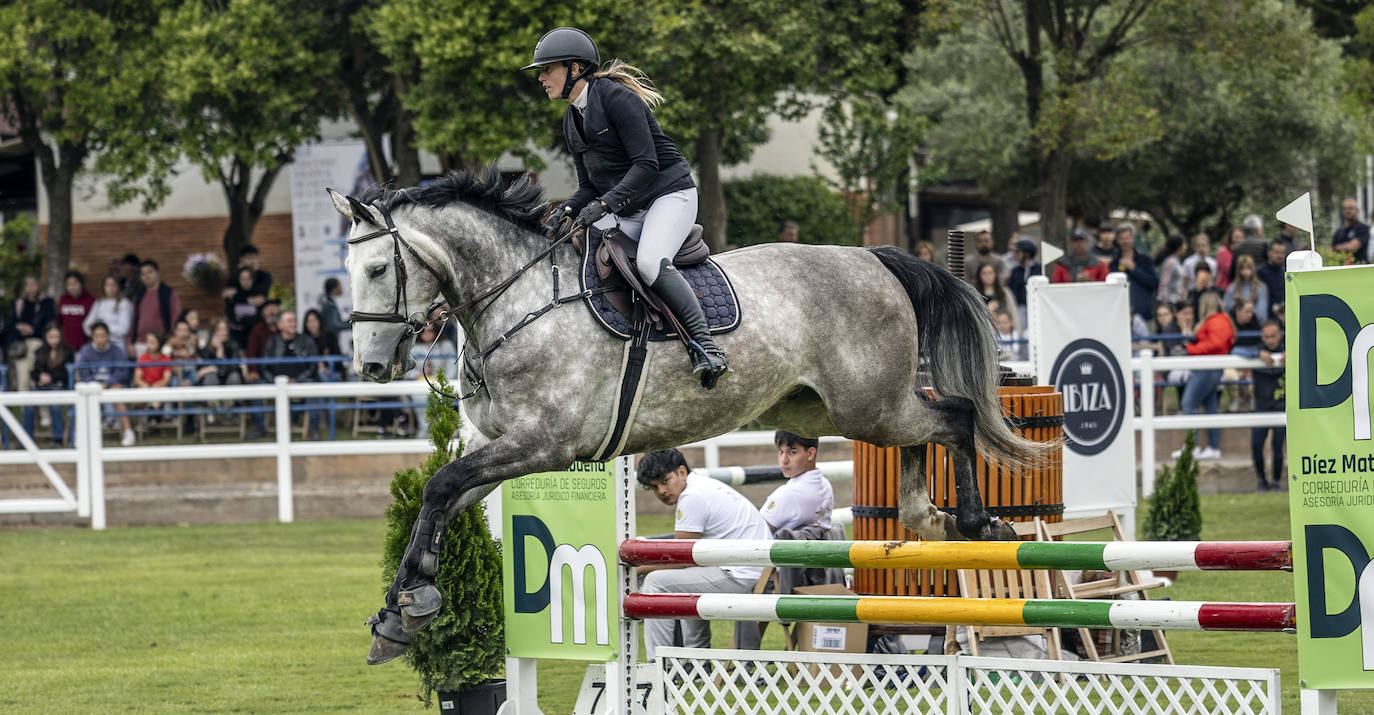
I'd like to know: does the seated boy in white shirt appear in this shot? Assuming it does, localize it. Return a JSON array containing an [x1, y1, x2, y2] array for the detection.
[[759, 431, 835, 532], [636, 448, 772, 659]]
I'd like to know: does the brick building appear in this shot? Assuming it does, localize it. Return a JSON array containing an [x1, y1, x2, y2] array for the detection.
[[54, 214, 294, 322]]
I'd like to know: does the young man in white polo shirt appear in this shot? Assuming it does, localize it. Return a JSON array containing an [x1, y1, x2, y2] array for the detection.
[[636, 448, 772, 659], [760, 431, 834, 532]]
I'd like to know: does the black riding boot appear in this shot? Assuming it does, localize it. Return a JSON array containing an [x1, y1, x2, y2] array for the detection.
[[650, 260, 731, 388]]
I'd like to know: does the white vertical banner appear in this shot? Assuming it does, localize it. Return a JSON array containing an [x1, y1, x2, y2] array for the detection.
[[1028, 274, 1137, 533], [288, 140, 374, 354]]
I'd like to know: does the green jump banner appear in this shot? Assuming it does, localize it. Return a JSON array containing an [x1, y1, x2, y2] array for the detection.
[[502, 460, 625, 661], [1288, 263, 1374, 690]]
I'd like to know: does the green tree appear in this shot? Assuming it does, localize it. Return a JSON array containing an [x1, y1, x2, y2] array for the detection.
[[1343, 6, 1374, 153], [0, 216, 45, 298], [1295, 0, 1369, 59], [0, 1, 171, 295], [157, 0, 339, 269], [815, 95, 926, 243], [313, 0, 422, 187], [381, 373, 503, 703], [906, 0, 1355, 242], [921, 0, 1161, 248], [1106, 0, 1356, 237], [366, 0, 613, 173], [625, 0, 905, 253], [901, 30, 1039, 244], [723, 175, 859, 247], [1143, 430, 1202, 542]]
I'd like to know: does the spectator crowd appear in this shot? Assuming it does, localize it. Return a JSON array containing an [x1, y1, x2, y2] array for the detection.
[[1, 244, 458, 449], [931, 199, 1372, 492]]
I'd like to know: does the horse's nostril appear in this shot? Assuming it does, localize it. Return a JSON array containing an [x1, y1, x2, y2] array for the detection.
[[362, 361, 386, 377]]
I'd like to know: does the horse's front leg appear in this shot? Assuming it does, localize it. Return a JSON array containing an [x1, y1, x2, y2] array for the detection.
[[367, 422, 575, 665]]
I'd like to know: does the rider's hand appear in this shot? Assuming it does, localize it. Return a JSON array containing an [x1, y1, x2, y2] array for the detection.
[[542, 204, 571, 237], [576, 200, 608, 227]]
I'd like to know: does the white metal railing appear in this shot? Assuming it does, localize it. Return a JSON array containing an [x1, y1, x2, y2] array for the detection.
[[1009, 350, 1285, 499], [1, 383, 858, 530], [1132, 350, 1284, 496], [1, 349, 1286, 529], [0, 377, 435, 529]]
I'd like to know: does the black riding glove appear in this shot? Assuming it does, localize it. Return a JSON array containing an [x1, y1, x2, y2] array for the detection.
[[542, 204, 572, 237], [576, 200, 608, 227]]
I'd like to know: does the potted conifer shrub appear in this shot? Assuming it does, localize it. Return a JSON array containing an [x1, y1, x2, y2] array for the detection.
[[381, 373, 505, 712], [1142, 430, 1204, 580]]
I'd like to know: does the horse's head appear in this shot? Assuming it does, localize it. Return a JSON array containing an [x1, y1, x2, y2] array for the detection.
[[329, 188, 443, 383]]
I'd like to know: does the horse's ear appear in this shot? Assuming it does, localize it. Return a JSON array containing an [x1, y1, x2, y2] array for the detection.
[[325, 188, 377, 226], [326, 188, 355, 222], [347, 196, 376, 226]]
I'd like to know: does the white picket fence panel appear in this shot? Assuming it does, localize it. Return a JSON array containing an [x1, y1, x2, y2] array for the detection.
[[651, 648, 1280, 715]]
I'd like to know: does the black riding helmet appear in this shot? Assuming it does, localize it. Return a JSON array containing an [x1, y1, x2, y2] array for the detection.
[[521, 27, 600, 99]]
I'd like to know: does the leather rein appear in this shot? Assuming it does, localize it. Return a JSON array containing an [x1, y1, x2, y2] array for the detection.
[[347, 199, 593, 401]]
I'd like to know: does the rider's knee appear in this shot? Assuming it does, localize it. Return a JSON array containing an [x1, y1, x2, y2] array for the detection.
[[638, 258, 667, 285]]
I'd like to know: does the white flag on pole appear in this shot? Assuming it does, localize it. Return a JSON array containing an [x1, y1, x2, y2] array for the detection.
[[1276, 193, 1314, 249]]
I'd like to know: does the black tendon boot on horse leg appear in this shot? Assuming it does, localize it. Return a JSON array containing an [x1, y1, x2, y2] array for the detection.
[[651, 259, 731, 388], [366, 504, 446, 665], [367, 464, 486, 665]]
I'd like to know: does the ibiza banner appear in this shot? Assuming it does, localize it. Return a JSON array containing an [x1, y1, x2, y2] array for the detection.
[[503, 459, 631, 661], [1028, 276, 1135, 525], [1288, 262, 1374, 690]]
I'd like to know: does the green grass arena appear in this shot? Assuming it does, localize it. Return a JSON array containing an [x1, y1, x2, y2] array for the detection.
[[3, 492, 1372, 713]]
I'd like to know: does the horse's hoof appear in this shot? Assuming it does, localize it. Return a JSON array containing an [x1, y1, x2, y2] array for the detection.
[[365, 608, 411, 665], [398, 583, 442, 634], [940, 513, 967, 541], [367, 632, 410, 665], [958, 512, 1013, 541], [983, 518, 1019, 541]]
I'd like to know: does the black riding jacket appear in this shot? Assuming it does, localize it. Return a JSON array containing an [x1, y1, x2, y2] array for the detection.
[[563, 78, 694, 216]]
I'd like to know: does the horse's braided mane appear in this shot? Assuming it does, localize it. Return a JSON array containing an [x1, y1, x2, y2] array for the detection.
[[357, 166, 547, 233]]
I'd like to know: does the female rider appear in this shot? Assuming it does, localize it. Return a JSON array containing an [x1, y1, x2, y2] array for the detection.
[[523, 27, 730, 388]]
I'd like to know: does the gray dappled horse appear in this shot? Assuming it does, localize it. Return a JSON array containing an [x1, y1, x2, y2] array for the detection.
[[328, 169, 1044, 664]]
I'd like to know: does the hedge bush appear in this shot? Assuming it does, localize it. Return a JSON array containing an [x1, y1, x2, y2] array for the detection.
[[380, 373, 504, 704], [1142, 430, 1203, 542], [722, 174, 859, 247]]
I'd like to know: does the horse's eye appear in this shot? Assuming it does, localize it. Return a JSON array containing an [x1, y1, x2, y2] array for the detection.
[[369, 264, 387, 279]]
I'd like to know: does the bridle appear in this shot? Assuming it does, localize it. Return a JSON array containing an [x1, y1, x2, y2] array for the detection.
[[346, 202, 451, 333], [345, 197, 590, 400]]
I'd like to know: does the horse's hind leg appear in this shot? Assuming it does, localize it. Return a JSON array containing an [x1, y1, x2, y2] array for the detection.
[[846, 391, 1015, 542], [897, 444, 964, 541], [920, 396, 1017, 541]]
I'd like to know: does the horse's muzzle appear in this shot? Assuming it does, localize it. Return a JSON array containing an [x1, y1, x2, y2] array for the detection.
[[361, 361, 393, 382]]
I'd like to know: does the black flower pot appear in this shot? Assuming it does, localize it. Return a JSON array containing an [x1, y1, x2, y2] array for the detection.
[[437, 679, 506, 715]]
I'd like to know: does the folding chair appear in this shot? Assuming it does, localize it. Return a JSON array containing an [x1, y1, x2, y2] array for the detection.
[[951, 520, 1063, 659], [1036, 511, 1173, 664]]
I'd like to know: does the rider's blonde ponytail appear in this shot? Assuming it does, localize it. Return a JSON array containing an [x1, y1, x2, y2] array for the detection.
[[593, 59, 664, 109]]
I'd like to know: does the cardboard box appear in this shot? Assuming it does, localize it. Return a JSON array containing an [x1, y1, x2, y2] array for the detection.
[[790, 584, 869, 680]]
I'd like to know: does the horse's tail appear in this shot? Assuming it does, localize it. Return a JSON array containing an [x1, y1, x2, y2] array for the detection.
[[867, 246, 1048, 470]]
